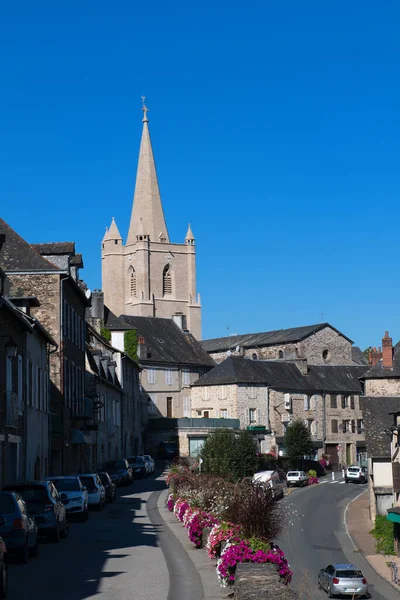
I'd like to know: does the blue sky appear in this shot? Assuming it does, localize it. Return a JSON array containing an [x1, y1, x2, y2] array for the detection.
[[1, 1, 399, 349]]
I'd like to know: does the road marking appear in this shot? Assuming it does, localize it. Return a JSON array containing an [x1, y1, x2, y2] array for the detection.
[[343, 489, 368, 551]]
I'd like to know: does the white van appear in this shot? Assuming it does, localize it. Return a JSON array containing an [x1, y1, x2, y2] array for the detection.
[[252, 470, 284, 500]]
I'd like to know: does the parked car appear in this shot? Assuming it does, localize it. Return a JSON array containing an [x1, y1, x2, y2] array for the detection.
[[127, 456, 147, 479], [252, 470, 284, 500], [102, 460, 133, 487], [159, 441, 178, 459], [76, 475, 106, 510], [345, 466, 367, 484], [0, 537, 7, 598], [98, 473, 116, 503], [318, 563, 368, 597], [3, 482, 68, 543], [45, 477, 89, 521], [286, 471, 309, 487], [0, 492, 39, 563], [143, 455, 155, 474]]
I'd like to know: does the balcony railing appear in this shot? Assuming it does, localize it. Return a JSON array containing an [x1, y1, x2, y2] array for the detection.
[[6, 391, 18, 428]]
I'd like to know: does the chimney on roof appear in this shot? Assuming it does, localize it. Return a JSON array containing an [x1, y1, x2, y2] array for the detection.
[[86, 289, 104, 334], [382, 331, 393, 369], [368, 345, 382, 366]]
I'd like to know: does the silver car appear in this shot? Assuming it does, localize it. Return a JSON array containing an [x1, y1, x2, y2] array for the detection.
[[318, 563, 368, 597]]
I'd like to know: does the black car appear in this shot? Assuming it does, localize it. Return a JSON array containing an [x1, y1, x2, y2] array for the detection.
[[98, 473, 116, 503], [0, 537, 7, 598], [103, 460, 133, 487]]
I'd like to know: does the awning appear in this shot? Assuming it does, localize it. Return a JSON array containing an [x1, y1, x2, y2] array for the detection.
[[387, 507, 400, 524], [71, 429, 92, 445]]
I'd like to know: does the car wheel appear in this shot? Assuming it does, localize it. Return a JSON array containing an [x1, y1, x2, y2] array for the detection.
[[50, 523, 60, 543], [30, 540, 39, 558], [60, 521, 69, 539], [0, 558, 7, 599], [345, 479, 349, 483], [17, 540, 29, 564]]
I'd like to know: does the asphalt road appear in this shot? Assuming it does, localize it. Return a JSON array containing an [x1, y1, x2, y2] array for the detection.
[[280, 479, 400, 600], [6, 469, 194, 600]]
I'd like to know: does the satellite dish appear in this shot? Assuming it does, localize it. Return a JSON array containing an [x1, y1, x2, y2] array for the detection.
[[85, 288, 92, 300]]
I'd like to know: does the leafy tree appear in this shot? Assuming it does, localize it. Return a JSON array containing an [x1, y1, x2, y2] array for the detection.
[[100, 327, 111, 343], [283, 419, 314, 461], [124, 329, 138, 361], [200, 429, 258, 481], [363, 347, 371, 359]]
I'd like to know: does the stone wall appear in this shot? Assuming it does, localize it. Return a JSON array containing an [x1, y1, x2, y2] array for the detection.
[[364, 378, 400, 396], [234, 563, 298, 599]]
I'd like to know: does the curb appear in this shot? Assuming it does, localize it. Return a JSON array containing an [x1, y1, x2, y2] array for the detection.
[[343, 490, 400, 594]]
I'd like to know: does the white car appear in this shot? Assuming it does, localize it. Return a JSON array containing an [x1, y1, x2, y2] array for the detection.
[[286, 471, 309, 487], [45, 476, 89, 521], [143, 455, 155, 474], [252, 470, 284, 500], [76, 474, 106, 510], [345, 466, 367, 484]]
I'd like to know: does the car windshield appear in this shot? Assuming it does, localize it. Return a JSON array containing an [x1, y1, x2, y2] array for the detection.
[[287, 472, 299, 477], [128, 456, 144, 464], [348, 468, 360, 473], [98, 474, 109, 485], [11, 487, 48, 504], [0, 495, 16, 514], [336, 570, 363, 578], [52, 479, 80, 492], [79, 477, 96, 492]]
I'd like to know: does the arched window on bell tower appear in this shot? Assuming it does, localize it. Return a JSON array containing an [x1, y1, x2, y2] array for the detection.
[[163, 264, 172, 296], [130, 268, 137, 299]]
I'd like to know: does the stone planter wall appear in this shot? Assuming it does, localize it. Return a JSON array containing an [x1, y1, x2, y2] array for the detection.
[[234, 563, 299, 599]]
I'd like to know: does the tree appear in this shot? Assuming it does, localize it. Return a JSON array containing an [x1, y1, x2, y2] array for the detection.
[[200, 429, 258, 481], [283, 419, 314, 462]]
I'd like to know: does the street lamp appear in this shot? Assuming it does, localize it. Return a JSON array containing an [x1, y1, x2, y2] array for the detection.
[[4, 341, 17, 359]]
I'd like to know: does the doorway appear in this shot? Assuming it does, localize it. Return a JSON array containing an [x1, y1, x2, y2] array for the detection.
[[167, 397, 173, 418], [203, 411, 210, 418]]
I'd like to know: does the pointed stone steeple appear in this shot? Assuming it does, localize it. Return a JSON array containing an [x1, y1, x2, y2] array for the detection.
[[102, 227, 109, 243], [127, 100, 169, 245], [107, 217, 122, 241], [185, 223, 195, 244]]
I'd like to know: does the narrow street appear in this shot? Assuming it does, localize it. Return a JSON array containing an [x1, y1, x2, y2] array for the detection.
[[7, 473, 173, 600], [281, 479, 400, 600]]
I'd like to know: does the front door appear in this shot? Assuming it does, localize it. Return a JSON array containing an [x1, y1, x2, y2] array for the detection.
[[167, 397, 173, 418]]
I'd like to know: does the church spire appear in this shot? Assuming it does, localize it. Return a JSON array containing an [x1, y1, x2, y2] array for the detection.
[[107, 217, 122, 240], [127, 98, 169, 245]]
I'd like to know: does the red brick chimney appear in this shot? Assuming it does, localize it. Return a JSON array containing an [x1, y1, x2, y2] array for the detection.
[[368, 346, 382, 366], [382, 331, 393, 369]]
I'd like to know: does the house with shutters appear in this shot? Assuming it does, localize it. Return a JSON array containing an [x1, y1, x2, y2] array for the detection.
[[191, 355, 367, 462]]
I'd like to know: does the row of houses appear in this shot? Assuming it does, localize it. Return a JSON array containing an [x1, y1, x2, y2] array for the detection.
[[0, 220, 144, 485]]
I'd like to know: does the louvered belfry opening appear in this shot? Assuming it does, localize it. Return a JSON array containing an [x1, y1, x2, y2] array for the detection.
[[163, 264, 172, 296], [130, 268, 137, 298]]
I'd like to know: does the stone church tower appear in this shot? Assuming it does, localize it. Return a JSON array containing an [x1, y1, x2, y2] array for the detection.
[[102, 102, 202, 339]]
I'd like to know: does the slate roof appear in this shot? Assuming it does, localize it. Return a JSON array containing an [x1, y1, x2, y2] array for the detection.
[[360, 396, 400, 458], [201, 323, 353, 352], [31, 242, 75, 255], [0, 218, 59, 272], [352, 346, 368, 366], [362, 342, 400, 379], [308, 365, 368, 393], [192, 356, 368, 394], [104, 312, 215, 367], [70, 254, 83, 267]]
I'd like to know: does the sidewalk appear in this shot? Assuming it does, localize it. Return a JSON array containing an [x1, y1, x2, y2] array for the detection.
[[346, 490, 400, 590]]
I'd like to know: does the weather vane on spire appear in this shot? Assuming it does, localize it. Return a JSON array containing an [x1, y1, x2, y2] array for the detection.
[[141, 95, 149, 122]]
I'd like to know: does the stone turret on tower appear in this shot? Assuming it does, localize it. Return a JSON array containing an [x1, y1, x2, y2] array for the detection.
[[101, 100, 202, 339]]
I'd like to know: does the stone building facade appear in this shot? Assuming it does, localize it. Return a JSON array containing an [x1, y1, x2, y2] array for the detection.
[[0, 219, 90, 475], [202, 323, 357, 366], [191, 355, 367, 463], [0, 267, 56, 486], [102, 103, 201, 339]]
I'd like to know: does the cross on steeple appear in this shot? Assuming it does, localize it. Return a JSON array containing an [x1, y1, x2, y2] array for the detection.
[[320, 310, 326, 322], [141, 96, 149, 122]]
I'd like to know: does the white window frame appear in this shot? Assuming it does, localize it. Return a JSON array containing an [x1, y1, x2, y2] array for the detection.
[[165, 369, 173, 385], [249, 408, 257, 424], [220, 408, 228, 419], [218, 385, 227, 400], [183, 396, 191, 418], [182, 369, 190, 386], [147, 369, 156, 385], [249, 386, 256, 400], [304, 395, 310, 411]]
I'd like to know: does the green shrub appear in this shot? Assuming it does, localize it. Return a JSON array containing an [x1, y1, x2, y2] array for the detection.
[[370, 515, 395, 555], [308, 470, 317, 478], [200, 429, 258, 481], [100, 327, 111, 342], [124, 329, 138, 361]]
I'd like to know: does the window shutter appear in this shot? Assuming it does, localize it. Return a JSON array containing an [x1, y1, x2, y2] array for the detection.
[[17, 355, 23, 415], [313, 395, 317, 410], [304, 395, 309, 411], [350, 395, 355, 410]]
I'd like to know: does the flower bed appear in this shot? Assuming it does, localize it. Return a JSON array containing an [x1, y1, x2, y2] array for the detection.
[[166, 467, 293, 588], [307, 476, 319, 485]]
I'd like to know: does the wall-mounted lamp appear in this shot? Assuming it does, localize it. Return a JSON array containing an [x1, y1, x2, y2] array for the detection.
[[4, 341, 17, 359]]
